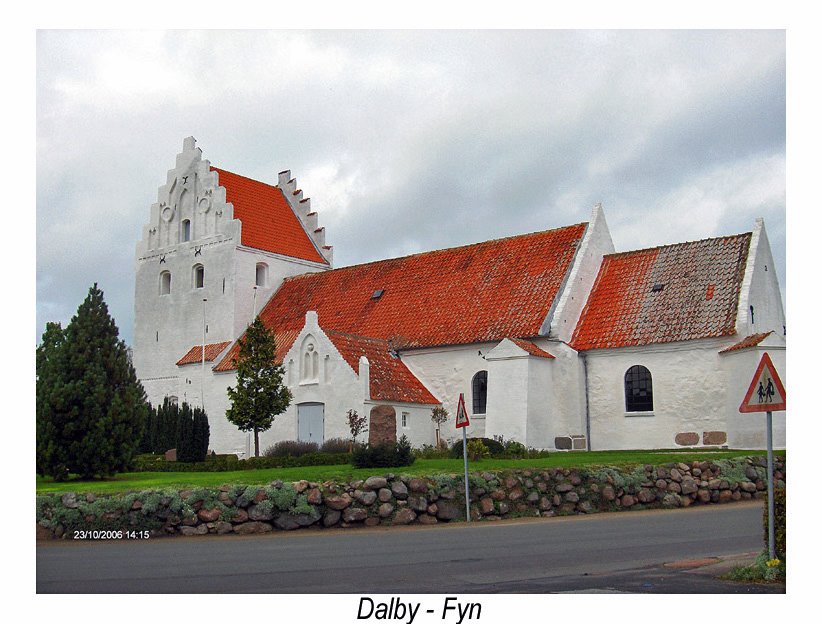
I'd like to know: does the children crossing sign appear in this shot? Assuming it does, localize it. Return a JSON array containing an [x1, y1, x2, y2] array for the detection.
[[455, 393, 470, 428], [738, 351, 785, 561], [739, 352, 786, 413]]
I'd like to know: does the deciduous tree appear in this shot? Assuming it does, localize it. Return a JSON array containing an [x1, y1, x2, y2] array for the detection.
[[226, 318, 291, 456]]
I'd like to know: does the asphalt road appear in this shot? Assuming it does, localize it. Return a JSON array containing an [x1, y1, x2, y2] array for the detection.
[[36, 501, 779, 594]]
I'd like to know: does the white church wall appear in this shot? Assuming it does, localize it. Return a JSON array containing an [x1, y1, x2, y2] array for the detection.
[[585, 339, 736, 450], [735, 219, 786, 339], [231, 246, 329, 336], [531, 339, 589, 448], [484, 349, 530, 445], [546, 204, 616, 343], [400, 343, 497, 443]]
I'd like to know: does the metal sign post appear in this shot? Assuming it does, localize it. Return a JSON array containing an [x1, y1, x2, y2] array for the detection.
[[739, 352, 786, 561], [456, 393, 471, 522]]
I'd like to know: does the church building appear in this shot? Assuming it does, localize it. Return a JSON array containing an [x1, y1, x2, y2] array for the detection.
[[133, 138, 786, 456]]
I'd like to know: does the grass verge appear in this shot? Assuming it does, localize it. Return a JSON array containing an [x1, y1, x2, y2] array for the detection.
[[35, 448, 782, 495], [724, 551, 786, 584]]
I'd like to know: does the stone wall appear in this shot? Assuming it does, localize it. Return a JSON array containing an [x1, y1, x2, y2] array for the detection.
[[36, 456, 785, 539]]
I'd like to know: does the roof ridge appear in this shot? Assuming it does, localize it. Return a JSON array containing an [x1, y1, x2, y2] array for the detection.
[[210, 165, 280, 191], [603, 231, 752, 260], [281, 222, 588, 283]]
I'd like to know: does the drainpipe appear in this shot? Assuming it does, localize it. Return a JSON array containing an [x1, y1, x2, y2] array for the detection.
[[581, 352, 592, 451]]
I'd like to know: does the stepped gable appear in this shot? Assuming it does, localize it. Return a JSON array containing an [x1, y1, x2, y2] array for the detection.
[[176, 341, 232, 366], [325, 330, 439, 405], [246, 223, 585, 348], [571, 233, 752, 351], [210, 166, 328, 265]]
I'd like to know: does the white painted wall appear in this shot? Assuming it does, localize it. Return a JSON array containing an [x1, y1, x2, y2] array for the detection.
[[400, 343, 498, 445], [736, 219, 786, 339], [547, 204, 615, 342]]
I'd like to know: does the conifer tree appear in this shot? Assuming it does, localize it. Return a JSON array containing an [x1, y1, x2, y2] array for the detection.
[[36, 284, 148, 480], [226, 317, 292, 456]]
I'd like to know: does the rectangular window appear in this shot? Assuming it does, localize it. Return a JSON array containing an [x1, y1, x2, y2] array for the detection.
[[401, 412, 409, 428]]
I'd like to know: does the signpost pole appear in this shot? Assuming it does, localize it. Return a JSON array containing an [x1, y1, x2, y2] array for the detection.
[[462, 425, 470, 522], [766, 410, 775, 560]]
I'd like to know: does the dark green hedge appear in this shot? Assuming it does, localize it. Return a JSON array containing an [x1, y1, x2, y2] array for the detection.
[[131, 452, 351, 472], [765, 487, 786, 558]]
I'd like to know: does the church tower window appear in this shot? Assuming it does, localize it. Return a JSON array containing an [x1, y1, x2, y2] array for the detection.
[[181, 219, 191, 242], [193, 264, 204, 289], [256, 262, 269, 287], [624, 365, 653, 412], [472, 371, 488, 415], [159, 271, 171, 295]]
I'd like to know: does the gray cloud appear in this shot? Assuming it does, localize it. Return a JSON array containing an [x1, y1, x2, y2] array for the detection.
[[36, 30, 786, 345]]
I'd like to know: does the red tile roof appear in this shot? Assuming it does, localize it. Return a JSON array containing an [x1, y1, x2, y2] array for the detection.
[[176, 341, 232, 366], [719, 331, 774, 354], [571, 233, 752, 351], [241, 223, 586, 352], [325, 330, 439, 405], [211, 167, 328, 265], [509, 338, 555, 359], [213, 329, 301, 373]]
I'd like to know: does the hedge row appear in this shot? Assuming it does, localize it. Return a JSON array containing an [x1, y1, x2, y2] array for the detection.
[[131, 452, 351, 472]]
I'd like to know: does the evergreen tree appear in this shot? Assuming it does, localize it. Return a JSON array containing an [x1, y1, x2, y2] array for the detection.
[[226, 317, 291, 456], [36, 284, 149, 480]]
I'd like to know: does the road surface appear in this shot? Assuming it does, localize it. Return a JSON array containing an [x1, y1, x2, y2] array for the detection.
[[37, 501, 780, 593]]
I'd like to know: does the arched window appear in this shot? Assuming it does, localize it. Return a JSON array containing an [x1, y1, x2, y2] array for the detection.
[[624, 365, 653, 412], [300, 336, 319, 383], [181, 219, 191, 242], [255, 262, 268, 287], [193, 264, 204, 289], [472, 371, 488, 414], [159, 271, 171, 295]]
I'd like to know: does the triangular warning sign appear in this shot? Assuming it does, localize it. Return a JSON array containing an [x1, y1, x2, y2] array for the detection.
[[739, 352, 786, 413], [455, 393, 470, 428]]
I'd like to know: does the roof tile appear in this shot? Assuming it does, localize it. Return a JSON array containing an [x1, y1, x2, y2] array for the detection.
[[211, 167, 327, 264], [571, 233, 752, 351], [176, 341, 232, 366]]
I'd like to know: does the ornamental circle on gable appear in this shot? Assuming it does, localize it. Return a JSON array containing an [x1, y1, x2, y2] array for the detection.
[[160, 203, 175, 222], [198, 196, 211, 214]]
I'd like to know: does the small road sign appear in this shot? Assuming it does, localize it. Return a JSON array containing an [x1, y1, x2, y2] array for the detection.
[[738, 351, 785, 562], [456, 393, 470, 428], [739, 352, 786, 413]]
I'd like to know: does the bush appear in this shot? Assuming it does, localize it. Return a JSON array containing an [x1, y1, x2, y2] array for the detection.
[[320, 437, 352, 454], [502, 440, 528, 458], [263, 440, 319, 458], [764, 487, 786, 559], [450, 437, 505, 458], [466, 439, 490, 461], [413, 444, 451, 459], [352, 435, 415, 468]]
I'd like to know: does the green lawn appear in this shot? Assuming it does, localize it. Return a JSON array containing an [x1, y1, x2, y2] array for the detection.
[[35, 448, 782, 495]]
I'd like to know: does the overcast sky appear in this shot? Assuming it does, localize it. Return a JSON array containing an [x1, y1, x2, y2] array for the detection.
[[36, 30, 785, 347]]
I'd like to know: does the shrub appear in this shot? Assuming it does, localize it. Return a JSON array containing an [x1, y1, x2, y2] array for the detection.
[[764, 487, 786, 559], [466, 439, 490, 461], [263, 440, 319, 458], [450, 437, 505, 458], [413, 444, 451, 459], [503, 440, 528, 458], [352, 435, 415, 468], [320, 437, 352, 454]]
